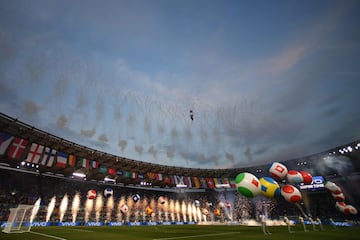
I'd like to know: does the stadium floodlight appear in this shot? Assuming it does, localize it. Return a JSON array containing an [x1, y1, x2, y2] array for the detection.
[[73, 172, 86, 178], [176, 184, 187, 188], [72, 168, 87, 178], [215, 183, 230, 188], [72, 171, 86, 178], [104, 176, 116, 183]]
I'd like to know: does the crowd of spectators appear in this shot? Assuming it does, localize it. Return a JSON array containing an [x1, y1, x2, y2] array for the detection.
[[0, 168, 358, 224]]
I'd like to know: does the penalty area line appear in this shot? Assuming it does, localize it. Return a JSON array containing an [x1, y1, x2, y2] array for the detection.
[[152, 231, 240, 240], [30, 231, 67, 240]]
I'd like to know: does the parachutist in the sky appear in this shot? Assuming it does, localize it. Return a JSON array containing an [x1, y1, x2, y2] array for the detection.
[[190, 110, 194, 121]]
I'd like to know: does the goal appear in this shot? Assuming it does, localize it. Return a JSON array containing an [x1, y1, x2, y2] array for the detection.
[[2, 204, 34, 234]]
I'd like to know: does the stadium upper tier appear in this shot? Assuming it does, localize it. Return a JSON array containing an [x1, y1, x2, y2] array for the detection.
[[0, 112, 359, 188]]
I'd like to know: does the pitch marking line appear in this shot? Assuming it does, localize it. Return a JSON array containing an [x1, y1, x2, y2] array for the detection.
[[68, 228, 94, 232], [152, 231, 240, 240], [30, 231, 67, 240]]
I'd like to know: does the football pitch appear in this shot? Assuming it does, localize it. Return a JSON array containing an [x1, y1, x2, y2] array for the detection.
[[1, 225, 359, 240]]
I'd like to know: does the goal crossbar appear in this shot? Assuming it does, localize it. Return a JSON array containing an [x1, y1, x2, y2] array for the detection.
[[2, 204, 34, 234]]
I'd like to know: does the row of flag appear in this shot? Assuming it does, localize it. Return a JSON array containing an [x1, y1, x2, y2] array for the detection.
[[0, 132, 237, 189]]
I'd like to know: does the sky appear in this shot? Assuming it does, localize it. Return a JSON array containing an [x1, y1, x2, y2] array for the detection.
[[0, 0, 360, 169]]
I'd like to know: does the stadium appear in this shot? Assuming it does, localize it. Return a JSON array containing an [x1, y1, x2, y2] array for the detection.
[[1, 115, 359, 238], [1, 1, 360, 239]]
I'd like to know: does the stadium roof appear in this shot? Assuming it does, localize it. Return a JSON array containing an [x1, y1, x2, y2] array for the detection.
[[1, 113, 359, 187]]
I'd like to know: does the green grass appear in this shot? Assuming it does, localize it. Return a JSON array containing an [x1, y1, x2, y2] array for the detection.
[[1, 224, 359, 240]]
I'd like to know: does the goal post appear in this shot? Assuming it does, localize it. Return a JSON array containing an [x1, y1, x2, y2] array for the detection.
[[2, 204, 34, 234]]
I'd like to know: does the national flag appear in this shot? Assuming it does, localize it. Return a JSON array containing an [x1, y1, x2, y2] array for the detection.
[[99, 165, 107, 174], [108, 167, 116, 175], [213, 178, 223, 186], [184, 176, 193, 188], [7, 137, 28, 159], [230, 178, 237, 188], [163, 174, 171, 184], [40, 147, 57, 167], [90, 160, 98, 169], [56, 151, 68, 168], [206, 178, 215, 189], [222, 178, 230, 185], [77, 158, 90, 168], [192, 177, 201, 188], [132, 172, 138, 179], [123, 171, 132, 178], [25, 143, 44, 164], [147, 172, 156, 180], [0, 132, 14, 155], [200, 178, 208, 189], [170, 175, 176, 185], [68, 154, 76, 167], [174, 176, 185, 185], [155, 173, 163, 181]]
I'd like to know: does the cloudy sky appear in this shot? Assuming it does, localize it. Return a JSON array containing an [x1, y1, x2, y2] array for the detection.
[[0, 0, 359, 169]]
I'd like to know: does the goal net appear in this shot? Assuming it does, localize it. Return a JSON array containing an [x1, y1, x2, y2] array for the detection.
[[2, 204, 34, 234]]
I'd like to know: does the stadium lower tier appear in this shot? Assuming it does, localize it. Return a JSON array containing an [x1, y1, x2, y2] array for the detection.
[[0, 168, 359, 224]]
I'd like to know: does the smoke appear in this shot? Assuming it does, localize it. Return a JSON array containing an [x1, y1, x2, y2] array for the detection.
[[84, 199, 94, 222], [199, 127, 208, 143], [244, 147, 252, 161], [30, 198, 41, 223], [183, 127, 192, 141], [98, 133, 108, 143], [95, 194, 103, 223], [135, 145, 144, 155], [26, 56, 45, 82], [71, 193, 81, 223], [81, 128, 96, 138], [0, 30, 17, 66], [24, 100, 41, 115], [59, 194, 69, 222], [56, 114, 68, 129], [76, 91, 87, 110], [148, 145, 157, 159], [144, 117, 151, 137], [314, 154, 353, 176], [53, 74, 69, 97], [166, 149, 174, 159], [225, 152, 235, 164], [96, 97, 104, 122], [46, 196, 56, 222], [118, 139, 127, 152], [106, 196, 114, 222], [157, 124, 165, 136], [171, 126, 178, 140]]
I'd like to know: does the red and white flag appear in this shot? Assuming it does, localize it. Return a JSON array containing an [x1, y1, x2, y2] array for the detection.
[[7, 137, 28, 160], [25, 143, 44, 164]]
